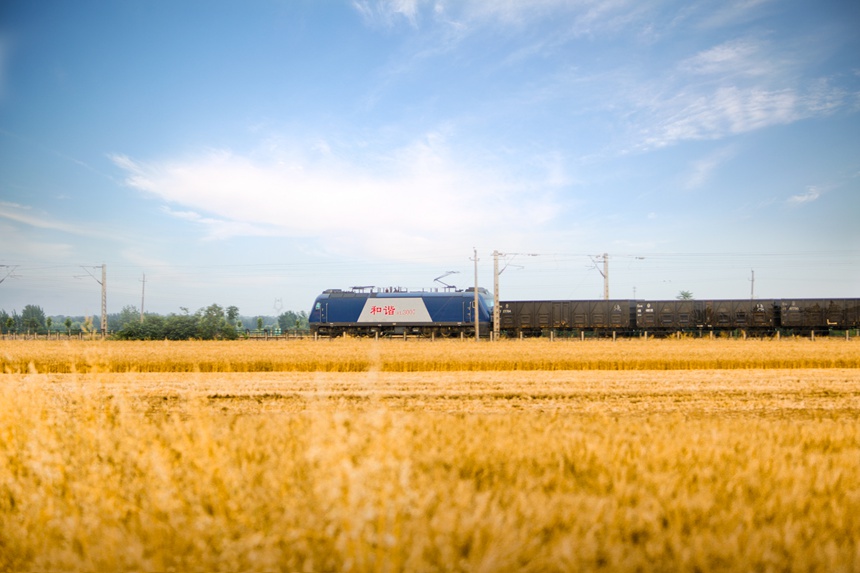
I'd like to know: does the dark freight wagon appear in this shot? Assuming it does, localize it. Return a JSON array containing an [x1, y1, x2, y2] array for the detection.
[[700, 300, 776, 330], [498, 300, 635, 336], [778, 299, 860, 331], [637, 299, 777, 332], [636, 300, 697, 330]]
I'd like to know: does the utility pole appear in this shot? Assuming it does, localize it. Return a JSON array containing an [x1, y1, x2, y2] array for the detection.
[[493, 250, 500, 341], [750, 269, 755, 300], [101, 264, 107, 337], [603, 253, 609, 300], [491, 251, 538, 340], [80, 264, 107, 337], [472, 248, 479, 341], [591, 253, 609, 300], [140, 273, 146, 323]]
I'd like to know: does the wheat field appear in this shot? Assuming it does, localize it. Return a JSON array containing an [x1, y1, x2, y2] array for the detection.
[[1, 338, 859, 571]]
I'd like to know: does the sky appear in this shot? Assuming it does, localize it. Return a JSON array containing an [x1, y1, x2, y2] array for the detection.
[[1, 0, 858, 317]]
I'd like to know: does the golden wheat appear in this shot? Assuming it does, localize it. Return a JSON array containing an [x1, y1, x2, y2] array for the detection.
[[1, 339, 859, 571], [2, 337, 859, 373]]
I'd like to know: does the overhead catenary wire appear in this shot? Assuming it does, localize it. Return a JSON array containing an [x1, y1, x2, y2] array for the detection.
[[2, 249, 857, 315]]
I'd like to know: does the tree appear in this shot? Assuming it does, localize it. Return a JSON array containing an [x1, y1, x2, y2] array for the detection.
[[141, 315, 166, 339], [226, 305, 240, 324], [21, 305, 46, 333], [111, 305, 140, 331], [278, 310, 309, 331], [164, 314, 197, 340], [196, 303, 238, 340], [64, 317, 72, 335], [197, 304, 224, 339], [277, 311, 298, 332], [46, 317, 53, 334], [677, 291, 694, 300], [115, 320, 144, 340], [116, 314, 169, 340]]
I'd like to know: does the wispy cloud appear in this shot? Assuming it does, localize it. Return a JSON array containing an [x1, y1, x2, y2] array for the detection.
[[679, 37, 770, 77], [787, 186, 822, 206], [694, 0, 775, 30], [354, 0, 645, 34], [630, 22, 854, 151], [0, 202, 108, 239], [0, 200, 29, 210], [159, 206, 285, 240], [0, 228, 75, 261], [352, 0, 422, 27], [119, 247, 172, 270], [110, 134, 562, 260], [635, 79, 853, 150], [684, 146, 736, 190]]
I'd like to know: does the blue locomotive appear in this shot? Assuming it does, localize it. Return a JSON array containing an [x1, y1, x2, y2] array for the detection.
[[308, 287, 493, 337]]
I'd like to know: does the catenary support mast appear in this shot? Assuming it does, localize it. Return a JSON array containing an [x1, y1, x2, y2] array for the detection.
[[101, 264, 107, 337], [493, 251, 500, 340], [140, 273, 146, 323], [472, 248, 479, 341]]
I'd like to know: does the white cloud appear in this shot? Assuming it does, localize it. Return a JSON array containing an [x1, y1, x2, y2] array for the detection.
[[111, 135, 562, 261], [160, 206, 284, 240], [679, 38, 769, 77], [695, 0, 774, 29], [786, 186, 821, 206], [0, 202, 107, 239], [0, 221, 75, 261], [352, 0, 422, 26], [684, 147, 736, 190], [0, 200, 30, 210], [119, 247, 172, 270], [352, 0, 853, 156], [637, 83, 849, 149], [354, 0, 644, 35]]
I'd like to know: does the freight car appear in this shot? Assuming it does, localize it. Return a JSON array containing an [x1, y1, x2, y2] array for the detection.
[[636, 299, 777, 333], [776, 299, 860, 333], [308, 287, 493, 337], [498, 300, 636, 337]]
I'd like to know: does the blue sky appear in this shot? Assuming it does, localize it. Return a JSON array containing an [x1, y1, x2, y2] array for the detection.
[[1, 0, 858, 317]]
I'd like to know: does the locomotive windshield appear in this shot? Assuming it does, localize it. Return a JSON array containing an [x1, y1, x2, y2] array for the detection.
[[481, 291, 494, 311]]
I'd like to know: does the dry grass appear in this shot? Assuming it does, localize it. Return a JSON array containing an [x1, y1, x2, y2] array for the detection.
[[1, 339, 859, 571]]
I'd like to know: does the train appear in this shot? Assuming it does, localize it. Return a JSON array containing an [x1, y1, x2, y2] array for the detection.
[[308, 287, 860, 338]]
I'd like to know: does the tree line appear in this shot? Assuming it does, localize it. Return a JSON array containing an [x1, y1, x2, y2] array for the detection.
[[0, 304, 309, 340]]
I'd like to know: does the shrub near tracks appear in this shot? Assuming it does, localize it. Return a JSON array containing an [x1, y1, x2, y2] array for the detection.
[[2, 338, 859, 373]]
